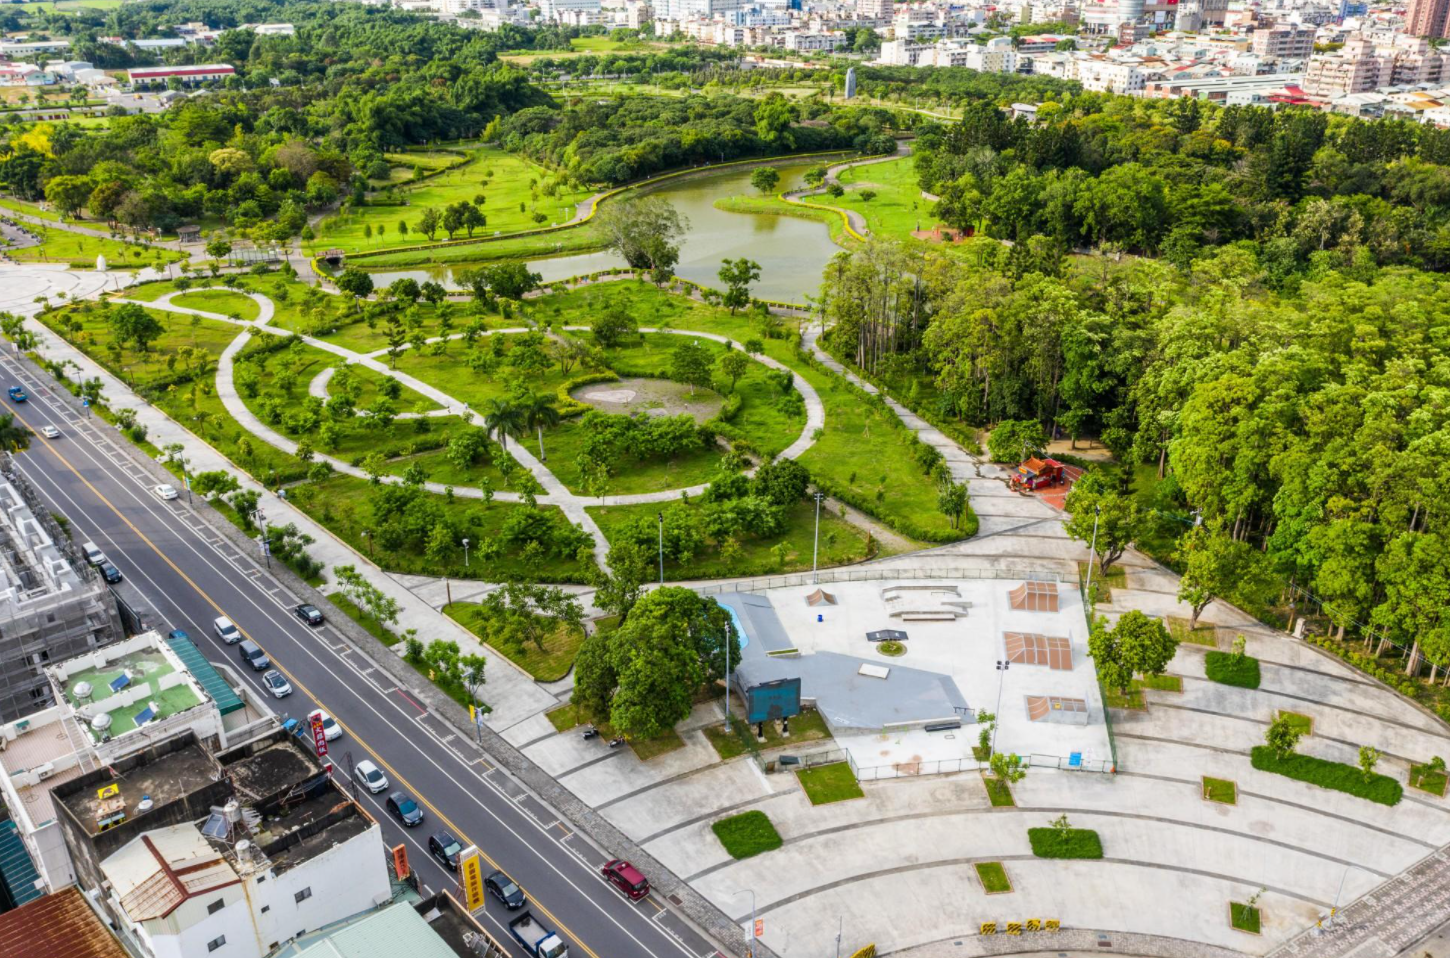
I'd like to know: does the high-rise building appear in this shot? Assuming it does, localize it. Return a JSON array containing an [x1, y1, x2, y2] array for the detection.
[[1406, 0, 1450, 39], [0, 464, 122, 723], [857, 0, 893, 18]]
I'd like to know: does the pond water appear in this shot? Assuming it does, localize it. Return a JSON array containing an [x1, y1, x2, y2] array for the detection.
[[368, 162, 839, 304]]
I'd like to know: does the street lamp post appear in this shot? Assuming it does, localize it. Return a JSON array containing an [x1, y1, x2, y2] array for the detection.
[[1083, 504, 1101, 607], [811, 492, 824, 584], [733, 889, 757, 958], [656, 512, 664, 585], [462, 537, 470, 568], [992, 660, 1009, 756], [360, 529, 372, 558]]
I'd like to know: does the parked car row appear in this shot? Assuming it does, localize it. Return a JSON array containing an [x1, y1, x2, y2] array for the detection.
[[81, 540, 121, 583]]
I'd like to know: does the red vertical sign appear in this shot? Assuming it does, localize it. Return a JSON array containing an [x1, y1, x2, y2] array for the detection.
[[310, 716, 328, 757]]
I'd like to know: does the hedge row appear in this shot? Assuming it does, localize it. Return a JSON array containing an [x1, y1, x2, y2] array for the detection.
[[1301, 632, 1427, 704], [1250, 746, 1403, 806], [556, 371, 619, 417]]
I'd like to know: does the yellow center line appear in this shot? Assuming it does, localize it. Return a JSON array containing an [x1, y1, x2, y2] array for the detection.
[[4, 399, 604, 958]]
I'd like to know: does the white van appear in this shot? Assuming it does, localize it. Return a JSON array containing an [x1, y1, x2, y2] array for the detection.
[[81, 541, 107, 566], [213, 616, 241, 645]]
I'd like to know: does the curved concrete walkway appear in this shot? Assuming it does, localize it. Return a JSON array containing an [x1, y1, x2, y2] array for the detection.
[[780, 140, 914, 240], [115, 290, 830, 571]]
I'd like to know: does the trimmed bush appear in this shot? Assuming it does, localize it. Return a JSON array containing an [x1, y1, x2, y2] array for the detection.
[[556, 371, 619, 417], [1028, 827, 1103, 859], [1204, 651, 1261, 689], [711, 811, 783, 860], [1250, 746, 1403, 805]]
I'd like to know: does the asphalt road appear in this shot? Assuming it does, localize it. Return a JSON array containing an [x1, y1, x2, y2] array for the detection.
[[0, 355, 724, 958]]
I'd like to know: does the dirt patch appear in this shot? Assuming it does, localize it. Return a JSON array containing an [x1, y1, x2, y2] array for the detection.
[[571, 376, 723, 422]]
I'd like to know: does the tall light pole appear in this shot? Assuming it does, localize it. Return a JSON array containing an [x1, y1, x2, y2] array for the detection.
[[724, 618, 733, 733], [461, 537, 470, 568], [1083, 504, 1101, 607], [992, 660, 1009, 756], [811, 491, 825, 584], [656, 512, 664, 585], [733, 889, 757, 958]]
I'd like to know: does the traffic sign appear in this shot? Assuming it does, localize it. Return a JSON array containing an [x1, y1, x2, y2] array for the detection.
[[753, 919, 763, 938]]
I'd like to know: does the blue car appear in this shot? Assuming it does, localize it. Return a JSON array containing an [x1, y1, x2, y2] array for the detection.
[[167, 629, 190, 642], [7, 386, 26, 402]]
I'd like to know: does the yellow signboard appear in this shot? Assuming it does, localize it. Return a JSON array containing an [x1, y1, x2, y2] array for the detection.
[[459, 845, 486, 912], [97, 783, 119, 800]]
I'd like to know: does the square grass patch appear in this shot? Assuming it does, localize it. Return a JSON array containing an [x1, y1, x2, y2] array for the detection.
[[1202, 776, 1238, 805], [1229, 902, 1262, 935], [797, 762, 864, 805], [711, 811, 783, 860], [1410, 763, 1448, 797], [1277, 710, 1313, 735], [983, 775, 1016, 807], [1028, 827, 1103, 859], [975, 861, 1012, 894], [1138, 674, 1183, 693], [630, 728, 686, 761], [1169, 616, 1219, 647], [1204, 651, 1261, 689], [546, 703, 581, 732]]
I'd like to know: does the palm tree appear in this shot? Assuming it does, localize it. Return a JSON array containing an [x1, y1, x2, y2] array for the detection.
[[481, 398, 524, 451], [0, 414, 31, 453], [520, 394, 561, 462]]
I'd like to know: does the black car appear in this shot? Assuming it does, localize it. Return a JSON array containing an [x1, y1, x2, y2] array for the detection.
[[485, 870, 526, 910], [386, 791, 423, 827], [428, 831, 462, 870], [294, 603, 323, 626], [238, 639, 271, 671], [100, 563, 122, 583]]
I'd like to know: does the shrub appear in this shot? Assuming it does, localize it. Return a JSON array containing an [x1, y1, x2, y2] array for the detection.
[[1249, 746, 1403, 806], [1204, 651, 1260, 689]]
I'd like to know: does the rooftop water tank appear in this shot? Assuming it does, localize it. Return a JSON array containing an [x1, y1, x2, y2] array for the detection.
[[73, 681, 92, 700], [90, 712, 112, 732]]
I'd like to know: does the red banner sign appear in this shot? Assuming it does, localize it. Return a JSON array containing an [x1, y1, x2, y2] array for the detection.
[[310, 716, 328, 757]]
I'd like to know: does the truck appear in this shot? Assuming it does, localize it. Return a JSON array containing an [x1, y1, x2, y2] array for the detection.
[[509, 911, 568, 958], [7, 386, 25, 402]]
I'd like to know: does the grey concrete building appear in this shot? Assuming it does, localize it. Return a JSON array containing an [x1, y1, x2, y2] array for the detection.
[[0, 462, 123, 722]]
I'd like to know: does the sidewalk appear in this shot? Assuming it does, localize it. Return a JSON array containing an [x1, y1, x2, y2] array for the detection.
[[14, 281, 560, 730]]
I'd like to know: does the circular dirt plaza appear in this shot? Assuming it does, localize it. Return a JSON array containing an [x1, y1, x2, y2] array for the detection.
[[570, 376, 724, 422]]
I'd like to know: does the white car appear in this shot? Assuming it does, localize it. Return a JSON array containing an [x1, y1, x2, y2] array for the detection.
[[81, 541, 106, 566], [39, 425, 59, 439], [154, 483, 179, 500], [213, 616, 241, 645], [262, 669, 292, 699], [308, 709, 342, 741], [354, 760, 388, 794]]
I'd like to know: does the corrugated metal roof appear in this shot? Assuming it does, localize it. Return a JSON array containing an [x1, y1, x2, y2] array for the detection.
[[0, 886, 130, 958], [293, 904, 459, 958], [164, 633, 244, 715], [0, 819, 43, 907]]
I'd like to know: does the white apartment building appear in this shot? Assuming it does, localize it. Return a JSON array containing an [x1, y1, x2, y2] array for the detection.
[[537, 0, 603, 21], [786, 30, 847, 50], [1250, 23, 1315, 59], [1076, 57, 1147, 93]]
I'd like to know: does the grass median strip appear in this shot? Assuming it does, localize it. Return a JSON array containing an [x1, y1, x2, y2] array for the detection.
[[712, 811, 783, 860], [975, 862, 1012, 894], [1250, 746, 1403, 805], [1202, 776, 1237, 805]]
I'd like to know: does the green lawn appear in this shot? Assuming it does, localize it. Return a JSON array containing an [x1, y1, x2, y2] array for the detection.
[[4, 221, 185, 268], [1230, 902, 1262, 934], [1027, 827, 1103, 859], [1079, 561, 1126, 603], [984, 775, 1015, 807], [350, 222, 607, 268], [589, 496, 879, 580], [313, 145, 593, 255], [714, 193, 851, 245], [327, 592, 402, 646], [1250, 746, 1403, 806], [703, 708, 832, 760], [0, 195, 62, 223], [835, 154, 930, 239], [1103, 672, 1182, 710], [382, 150, 465, 171], [546, 702, 581, 732], [797, 762, 863, 805], [1204, 651, 1261, 689], [1168, 615, 1219, 647], [1410, 762, 1448, 796], [1202, 776, 1237, 804], [443, 600, 585, 682], [711, 811, 783, 860], [631, 728, 685, 761], [35, 300, 241, 388], [537, 282, 968, 543], [975, 862, 1012, 894], [170, 289, 261, 321], [289, 474, 596, 583], [1277, 710, 1313, 735]]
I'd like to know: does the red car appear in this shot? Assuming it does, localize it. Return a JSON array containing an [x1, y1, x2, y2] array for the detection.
[[601, 859, 650, 900]]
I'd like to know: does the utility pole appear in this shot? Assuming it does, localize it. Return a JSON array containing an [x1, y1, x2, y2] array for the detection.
[[657, 512, 664, 585], [992, 660, 1009, 755]]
